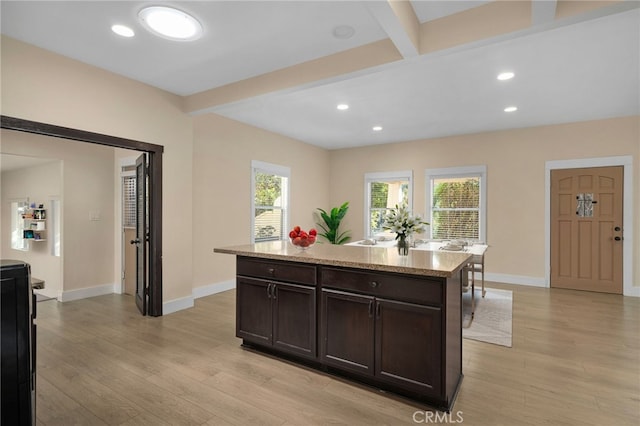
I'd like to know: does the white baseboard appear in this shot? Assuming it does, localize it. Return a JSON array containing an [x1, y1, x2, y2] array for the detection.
[[483, 273, 547, 287], [163, 280, 237, 315], [60, 283, 116, 302], [484, 273, 640, 297], [163, 295, 195, 315], [193, 280, 236, 299], [624, 285, 640, 297]]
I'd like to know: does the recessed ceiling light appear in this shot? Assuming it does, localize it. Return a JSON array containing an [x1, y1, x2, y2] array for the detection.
[[372, 126, 383, 132], [138, 6, 203, 41], [332, 25, 355, 39], [504, 106, 518, 112], [497, 72, 515, 81], [111, 24, 135, 38], [337, 104, 349, 111]]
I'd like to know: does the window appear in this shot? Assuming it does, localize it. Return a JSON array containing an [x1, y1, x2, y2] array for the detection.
[[364, 171, 413, 238], [251, 161, 290, 243], [426, 166, 486, 242], [122, 175, 136, 228], [10, 200, 29, 251]]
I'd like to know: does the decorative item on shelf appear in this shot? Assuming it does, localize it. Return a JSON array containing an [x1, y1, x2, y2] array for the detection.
[[382, 204, 429, 256], [315, 201, 351, 244], [288, 226, 317, 250]]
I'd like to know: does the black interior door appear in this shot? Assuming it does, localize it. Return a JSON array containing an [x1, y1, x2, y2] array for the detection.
[[134, 153, 148, 315]]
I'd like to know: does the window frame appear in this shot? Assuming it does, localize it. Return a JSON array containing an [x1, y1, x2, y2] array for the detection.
[[251, 160, 290, 243], [425, 165, 487, 242], [363, 170, 413, 238], [10, 199, 29, 251]]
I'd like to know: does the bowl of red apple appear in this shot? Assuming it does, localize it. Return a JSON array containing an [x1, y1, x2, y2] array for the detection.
[[289, 226, 317, 250]]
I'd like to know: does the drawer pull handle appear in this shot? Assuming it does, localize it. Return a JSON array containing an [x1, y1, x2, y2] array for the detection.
[[370, 281, 379, 288]]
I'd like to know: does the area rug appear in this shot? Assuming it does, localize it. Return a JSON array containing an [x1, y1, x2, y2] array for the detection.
[[462, 287, 512, 347]]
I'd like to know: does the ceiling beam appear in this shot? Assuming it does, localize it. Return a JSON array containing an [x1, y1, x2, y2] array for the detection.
[[185, 0, 635, 115], [185, 40, 402, 114], [532, 0, 558, 26], [367, 0, 420, 58]]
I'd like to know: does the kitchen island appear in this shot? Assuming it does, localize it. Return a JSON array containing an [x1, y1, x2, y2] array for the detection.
[[214, 241, 471, 411]]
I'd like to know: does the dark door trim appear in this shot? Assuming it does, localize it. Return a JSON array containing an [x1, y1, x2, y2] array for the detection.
[[1, 115, 164, 316]]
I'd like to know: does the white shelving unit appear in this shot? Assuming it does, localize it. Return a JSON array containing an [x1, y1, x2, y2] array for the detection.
[[22, 207, 47, 242]]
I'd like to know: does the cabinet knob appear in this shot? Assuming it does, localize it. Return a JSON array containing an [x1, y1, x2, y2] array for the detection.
[[370, 281, 379, 288], [268, 268, 275, 276]]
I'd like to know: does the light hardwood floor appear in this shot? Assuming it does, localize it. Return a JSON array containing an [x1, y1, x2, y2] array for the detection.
[[35, 283, 640, 425]]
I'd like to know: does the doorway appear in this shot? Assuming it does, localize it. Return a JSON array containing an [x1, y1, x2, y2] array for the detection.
[[1, 115, 164, 316], [550, 166, 623, 293], [545, 156, 634, 296]]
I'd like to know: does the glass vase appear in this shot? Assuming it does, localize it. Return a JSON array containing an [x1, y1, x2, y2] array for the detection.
[[397, 236, 410, 256]]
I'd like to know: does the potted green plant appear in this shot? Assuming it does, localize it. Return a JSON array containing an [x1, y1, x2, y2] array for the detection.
[[316, 201, 351, 245]]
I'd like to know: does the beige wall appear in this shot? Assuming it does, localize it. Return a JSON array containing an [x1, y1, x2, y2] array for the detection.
[[1, 35, 194, 303], [1, 130, 115, 294], [193, 114, 330, 289], [329, 116, 639, 287], [2, 34, 637, 308], [1, 158, 62, 298]]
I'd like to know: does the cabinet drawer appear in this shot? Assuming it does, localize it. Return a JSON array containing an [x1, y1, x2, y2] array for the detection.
[[320, 267, 442, 306], [238, 257, 316, 286]]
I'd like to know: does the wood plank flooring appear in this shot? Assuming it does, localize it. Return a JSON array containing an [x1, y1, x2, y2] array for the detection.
[[34, 283, 640, 425]]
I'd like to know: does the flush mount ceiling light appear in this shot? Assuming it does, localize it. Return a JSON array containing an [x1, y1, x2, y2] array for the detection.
[[497, 71, 515, 81], [504, 106, 518, 112], [111, 24, 135, 38], [138, 6, 203, 41], [372, 126, 383, 132], [336, 104, 349, 111]]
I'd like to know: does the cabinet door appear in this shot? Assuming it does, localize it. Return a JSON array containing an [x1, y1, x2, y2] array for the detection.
[[320, 289, 374, 376], [272, 283, 316, 359], [375, 298, 442, 396], [236, 277, 272, 345]]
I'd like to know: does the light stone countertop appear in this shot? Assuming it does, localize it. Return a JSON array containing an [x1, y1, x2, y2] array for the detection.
[[214, 241, 472, 278]]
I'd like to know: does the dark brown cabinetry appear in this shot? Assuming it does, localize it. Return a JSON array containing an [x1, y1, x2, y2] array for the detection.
[[236, 257, 316, 359], [320, 289, 443, 395], [319, 266, 460, 409], [233, 255, 463, 411], [374, 298, 441, 395], [321, 289, 374, 375], [320, 268, 444, 398]]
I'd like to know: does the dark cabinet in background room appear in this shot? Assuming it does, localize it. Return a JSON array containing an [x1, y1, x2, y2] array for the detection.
[[1, 259, 36, 426]]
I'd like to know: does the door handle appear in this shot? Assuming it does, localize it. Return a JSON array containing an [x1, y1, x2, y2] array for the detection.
[[266, 283, 272, 298], [368, 301, 373, 317], [130, 239, 140, 245]]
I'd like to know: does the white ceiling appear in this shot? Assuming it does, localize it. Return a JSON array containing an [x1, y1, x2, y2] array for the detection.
[[1, 1, 638, 150]]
